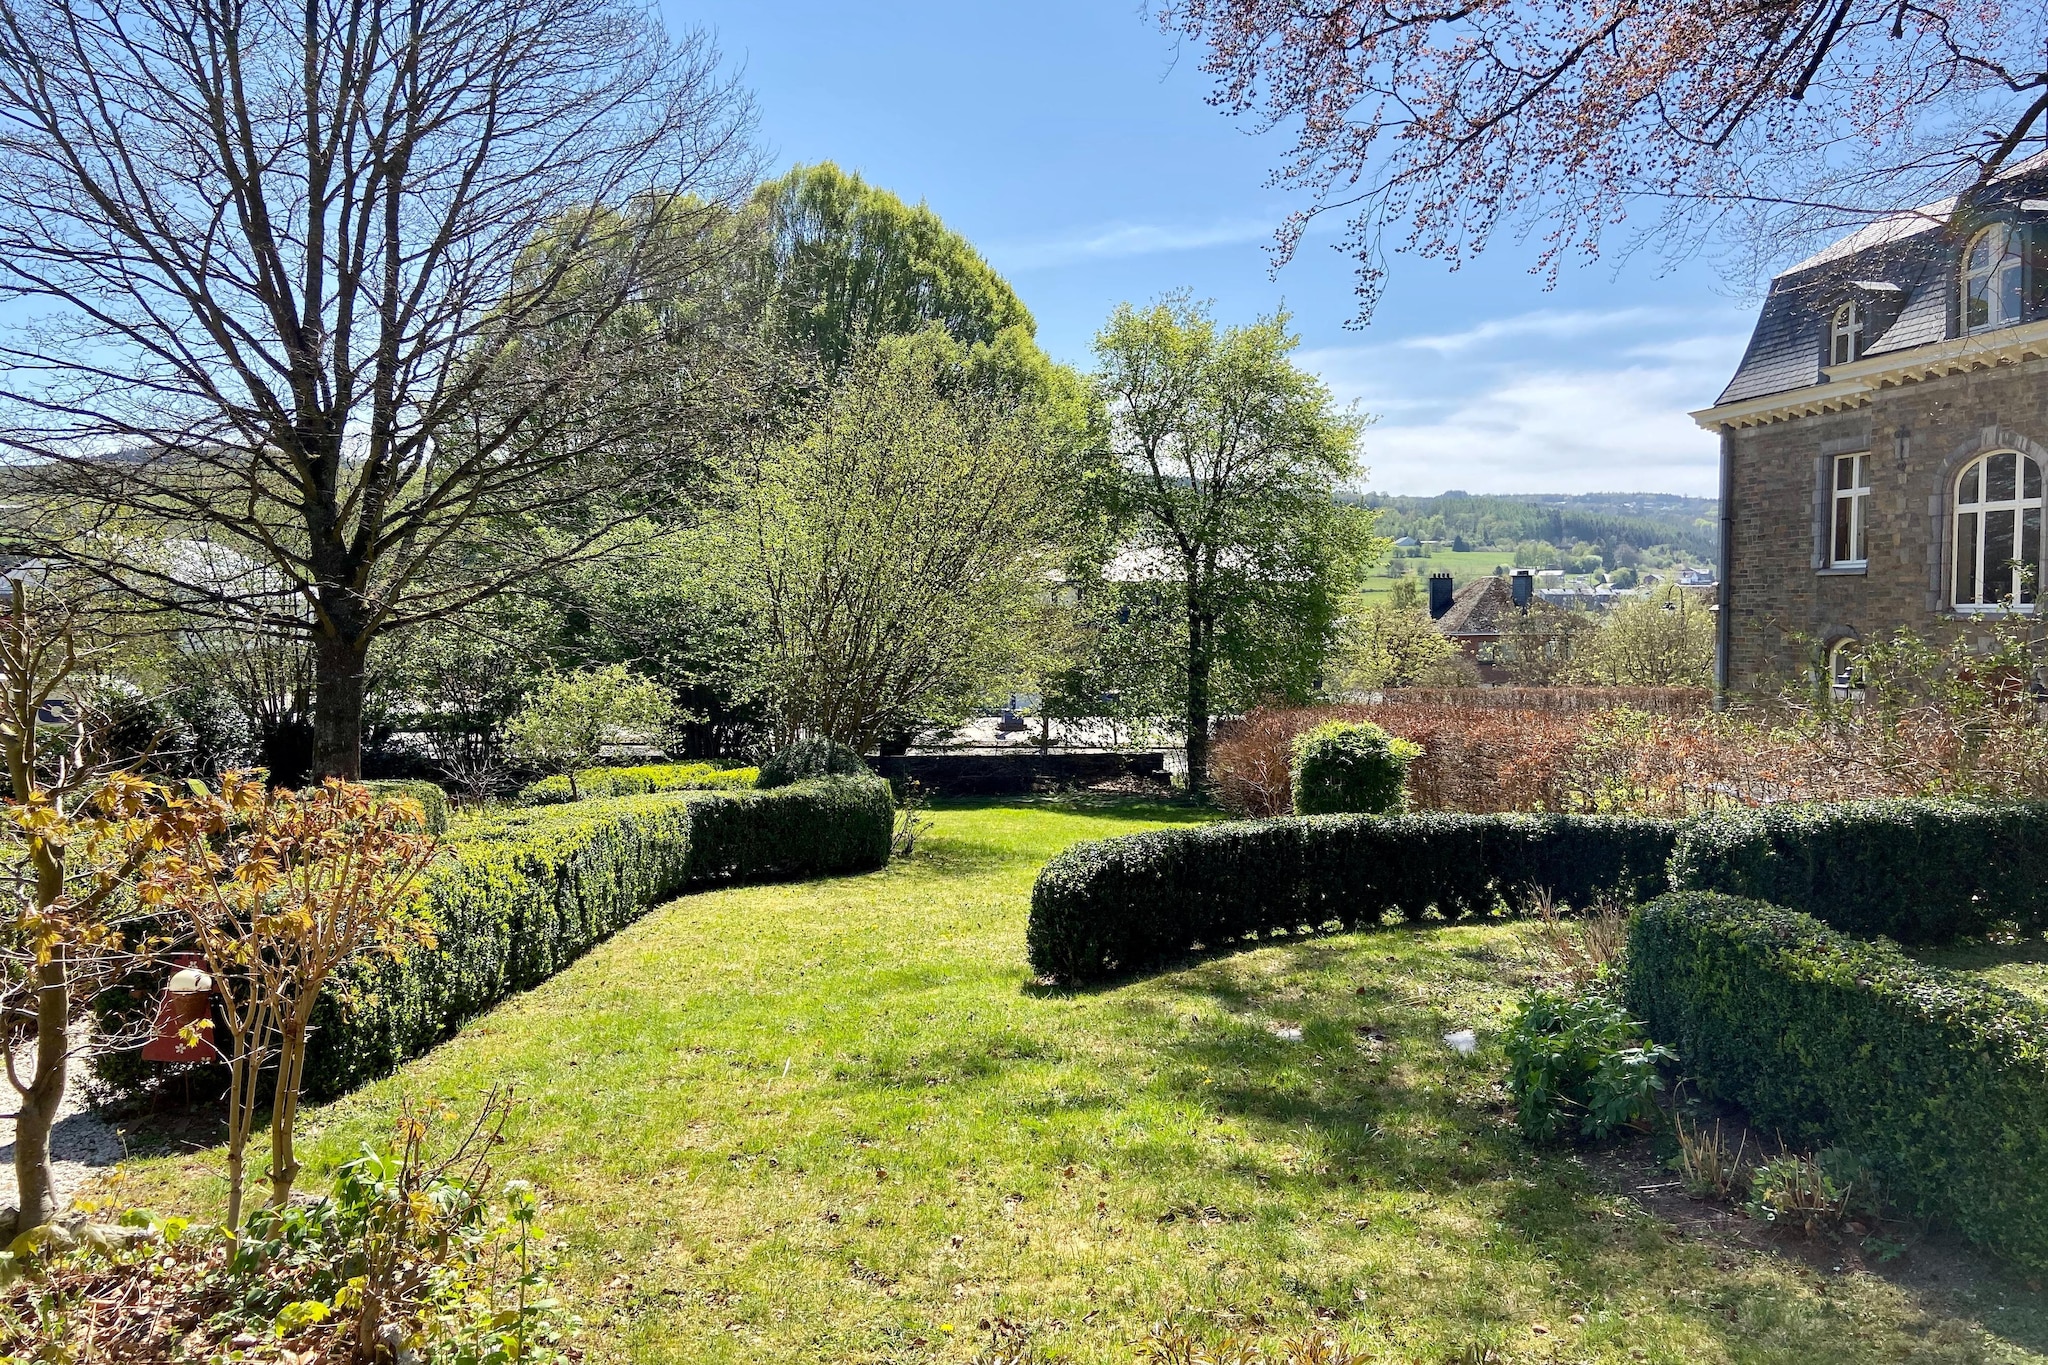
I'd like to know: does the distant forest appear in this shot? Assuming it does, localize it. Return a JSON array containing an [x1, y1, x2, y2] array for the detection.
[[1347, 491, 1719, 563]]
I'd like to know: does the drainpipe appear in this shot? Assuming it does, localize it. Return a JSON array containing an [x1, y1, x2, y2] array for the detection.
[[1714, 426, 1734, 709]]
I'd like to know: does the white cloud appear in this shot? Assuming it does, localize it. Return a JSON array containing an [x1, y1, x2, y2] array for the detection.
[[987, 216, 1278, 271], [1300, 306, 1753, 496], [1397, 307, 1681, 354]]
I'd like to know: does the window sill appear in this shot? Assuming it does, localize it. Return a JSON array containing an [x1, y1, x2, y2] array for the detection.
[[1817, 564, 1867, 576], [1951, 605, 2037, 616]]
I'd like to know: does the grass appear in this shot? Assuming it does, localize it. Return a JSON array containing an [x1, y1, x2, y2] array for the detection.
[[108, 798, 2048, 1363], [1914, 933, 2048, 1007]]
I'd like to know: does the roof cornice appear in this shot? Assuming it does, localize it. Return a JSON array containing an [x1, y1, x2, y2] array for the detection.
[[1692, 318, 2048, 430]]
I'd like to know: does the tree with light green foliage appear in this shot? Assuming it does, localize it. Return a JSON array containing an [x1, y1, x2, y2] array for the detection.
[[1089, 294, 1382, 788], [1572, 587, 1715, 686], [503, 666, 674, 798], [750, 163, 1036, 379], [728, 327, 1089, 752], [1334, 578, 1469, 690]]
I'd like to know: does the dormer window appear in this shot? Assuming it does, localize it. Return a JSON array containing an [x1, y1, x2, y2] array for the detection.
[[1964, 224, 2025, 332], [1830, 302, 1865, 365]]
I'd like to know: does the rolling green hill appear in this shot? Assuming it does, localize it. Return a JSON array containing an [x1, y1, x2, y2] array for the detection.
[[1349, 491, 1718, 563]]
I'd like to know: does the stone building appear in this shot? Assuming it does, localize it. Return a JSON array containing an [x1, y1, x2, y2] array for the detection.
[[1693, 163, 2048, 692]]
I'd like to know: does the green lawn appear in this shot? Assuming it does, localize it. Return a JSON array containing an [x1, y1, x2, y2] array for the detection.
[[114, 799, 2047, 1363], [1915, 934, 2048, 1007]]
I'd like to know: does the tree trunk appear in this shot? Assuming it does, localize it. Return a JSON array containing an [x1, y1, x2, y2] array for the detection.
[[12, 950, 69, 1229], [311, 631, 368, 781], [267, 1013, 309, 1207], [1185, 609, 1213, 793]]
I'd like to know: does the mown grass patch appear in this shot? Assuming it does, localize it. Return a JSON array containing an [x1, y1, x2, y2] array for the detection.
[[105, 798, 2048, 1363], [1916, 933, 2048, 1008]]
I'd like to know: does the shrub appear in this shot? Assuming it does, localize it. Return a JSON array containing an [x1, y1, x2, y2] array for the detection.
[[365, 778, 451, 834], [503, 665, 674, 797], [1026, 811, 1679, 981], [1668, 799, 2048, 943], [0, 1092, 573, 1361], [1627, 890, 2048, 1268], [1289, 720, 1418, 815], [756, 736, 869, 789], [1502, 988, 1673, 1141], [516, 762, 757, 806]]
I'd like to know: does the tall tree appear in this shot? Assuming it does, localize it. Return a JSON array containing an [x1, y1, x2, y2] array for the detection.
[[732, 328, 1087, 751], [1162, 0, 2048, 311], [752, 163, 1037, 378], [0, 0, 761, 777], [1092, 295, 1378, 789]]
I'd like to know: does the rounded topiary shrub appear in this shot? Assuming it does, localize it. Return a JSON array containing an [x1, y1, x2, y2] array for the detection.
[[756, 736, 870, 789], [1289, 720, 1418, 816]]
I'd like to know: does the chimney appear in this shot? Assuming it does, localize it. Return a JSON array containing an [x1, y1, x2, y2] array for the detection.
[[1511, 569, 1533, 610], [1428, 572, 1454, 620]]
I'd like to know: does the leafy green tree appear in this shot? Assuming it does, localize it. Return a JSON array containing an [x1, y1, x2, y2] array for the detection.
[[1090, 295, 1381, 788], [1334, 580, 1466, 690], [503, 666, 674, 797], [751, 164, 1035, 378], [1572, 588, 1715, 686], [729, 328, 1082, 751]]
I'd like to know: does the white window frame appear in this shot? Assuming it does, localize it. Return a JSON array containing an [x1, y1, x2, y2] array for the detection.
[[1952, 449, 2044, 612], [1829, 301, 1864, 365], [1829, 451, 1869, 567], [1964, 224, 2025, 333]]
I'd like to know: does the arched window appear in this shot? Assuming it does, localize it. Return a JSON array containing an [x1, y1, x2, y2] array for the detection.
[[1953, 450, 2044, 609], [1830, 301, 1865, 365], [1964, 224, 2025, 332]]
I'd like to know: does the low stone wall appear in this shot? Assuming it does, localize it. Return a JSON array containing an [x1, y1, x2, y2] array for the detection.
[[873, 750, 1169, 796]]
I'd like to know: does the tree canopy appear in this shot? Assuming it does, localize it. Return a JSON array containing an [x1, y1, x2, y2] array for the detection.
[[0, 0, 761, 776], [1090, 294, 1381, 787], [751, 163, 1036, 377], [1162, 0, 2048, 311], [730, 327, 1087, 751]]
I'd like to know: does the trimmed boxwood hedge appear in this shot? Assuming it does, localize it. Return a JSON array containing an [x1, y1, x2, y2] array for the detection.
[[94, 775, 889, 1101], [1627, 891, 2048, 1268], [1669, 799, 2048, 944], [298, 774, 891, 1096], [517, 761, 758, 806], [1027, 812, 1680, 981], [364, 778, 451, 835]]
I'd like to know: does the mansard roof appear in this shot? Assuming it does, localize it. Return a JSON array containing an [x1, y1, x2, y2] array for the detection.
[[1715, 153, 2048, 407]]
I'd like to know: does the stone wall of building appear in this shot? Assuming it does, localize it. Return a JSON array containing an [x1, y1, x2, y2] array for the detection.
[[1724, 355, 2048, 688]]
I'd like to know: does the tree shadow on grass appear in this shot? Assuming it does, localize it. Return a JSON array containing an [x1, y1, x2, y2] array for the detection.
[[1018, 911, 1503, 1002], [1096, 928, 2048, 1360]]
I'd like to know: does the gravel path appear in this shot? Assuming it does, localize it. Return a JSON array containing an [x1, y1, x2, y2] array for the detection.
[[0, 1047, 125, 1214]]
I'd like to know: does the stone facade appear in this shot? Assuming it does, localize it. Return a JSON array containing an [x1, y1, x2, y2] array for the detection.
[[1697, 164, 2048, 692], [1720, 361, 2048, 688]]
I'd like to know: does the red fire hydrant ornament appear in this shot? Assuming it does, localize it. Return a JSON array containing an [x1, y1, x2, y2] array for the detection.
[[143, 958, 220, 1063]]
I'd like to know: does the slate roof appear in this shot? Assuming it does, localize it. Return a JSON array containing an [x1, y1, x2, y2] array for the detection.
[[1435, 575, 1518, 639], [1715, 153, 2048, 406]]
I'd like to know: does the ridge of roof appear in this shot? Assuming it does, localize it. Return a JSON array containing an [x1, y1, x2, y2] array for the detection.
[[1779, 150, 2048, 277], [1435, 575, 1516, 637]]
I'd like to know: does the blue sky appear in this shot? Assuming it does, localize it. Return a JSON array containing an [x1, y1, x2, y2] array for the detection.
[[672, 0, 1759, 497]]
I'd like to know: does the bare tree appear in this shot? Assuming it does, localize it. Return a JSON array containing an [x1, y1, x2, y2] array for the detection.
[[0, 0, 763, 777], [1162, 0, 2048, 311]]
